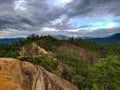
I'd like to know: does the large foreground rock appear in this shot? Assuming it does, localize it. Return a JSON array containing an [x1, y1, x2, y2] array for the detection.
[[0, 58, 79, 90]]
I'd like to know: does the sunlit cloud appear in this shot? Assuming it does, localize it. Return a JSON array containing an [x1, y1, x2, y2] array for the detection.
[[41, 27, 58, 32], [14, 0, 27, 11], [47, 0, 73, 8]]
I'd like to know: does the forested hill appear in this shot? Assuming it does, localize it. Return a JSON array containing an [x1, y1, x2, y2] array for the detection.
[[89, 33, 120, 44], [0, 34, 120, 90], [0, 38, 25, 44]]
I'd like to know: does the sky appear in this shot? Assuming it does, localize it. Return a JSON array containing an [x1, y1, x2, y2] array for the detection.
[[0, 0, 120, 38]]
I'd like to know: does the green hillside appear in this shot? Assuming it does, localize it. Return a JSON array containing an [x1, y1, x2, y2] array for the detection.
[[89, 33, 120, 44], [0, 34, 120, 90]]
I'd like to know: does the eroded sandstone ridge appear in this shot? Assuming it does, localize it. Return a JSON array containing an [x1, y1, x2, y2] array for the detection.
[[0, 58, 79, 90]]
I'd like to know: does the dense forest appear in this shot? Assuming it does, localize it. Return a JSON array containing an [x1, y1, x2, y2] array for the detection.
[[0, 34, 120, 90]]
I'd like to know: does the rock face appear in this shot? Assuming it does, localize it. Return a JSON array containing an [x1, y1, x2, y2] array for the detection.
[[19, 43, 48, 57], [0, 58, 79, 90]]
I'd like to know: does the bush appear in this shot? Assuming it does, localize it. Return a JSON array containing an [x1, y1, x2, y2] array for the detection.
[[90, 56, 120, 90]]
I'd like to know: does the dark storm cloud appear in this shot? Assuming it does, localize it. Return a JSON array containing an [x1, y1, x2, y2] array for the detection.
[[0, 0, 120, 38], [0, 0, 13, 4], [0, 0, 65, 31], [66, 0, 120, 17]]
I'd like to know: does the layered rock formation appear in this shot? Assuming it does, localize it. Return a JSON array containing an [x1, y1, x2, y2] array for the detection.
[[0, 58, 79, 90]]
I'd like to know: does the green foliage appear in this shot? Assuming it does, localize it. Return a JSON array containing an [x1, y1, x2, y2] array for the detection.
[[54, 49, 93, 89], [39, 54, 55, 68], [0, 44, 18, 57], [37, 35, 62, 51], [68, 38, 117, 57], [0, 34, 120, 90], [90, 56, 120, 90], [20, 54, 57, 70]]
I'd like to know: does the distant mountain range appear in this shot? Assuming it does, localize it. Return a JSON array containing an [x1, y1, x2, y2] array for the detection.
[[53, 35, 70, 40], [0, 33, 120, 44], [89, 33, 120, 44], [0, 35, 69, 44], [0, 38, 25, 44], [53, 33, 120, 44]]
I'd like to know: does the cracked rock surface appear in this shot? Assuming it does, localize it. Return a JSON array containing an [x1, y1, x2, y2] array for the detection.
[[0, 58, 79, 90]]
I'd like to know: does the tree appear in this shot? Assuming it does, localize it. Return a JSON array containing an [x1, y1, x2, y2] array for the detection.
[[91, 56, 120, 90]]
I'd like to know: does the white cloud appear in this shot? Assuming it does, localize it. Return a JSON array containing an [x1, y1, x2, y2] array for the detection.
[[106, 22, 119, 29], [14, 0, 27, 11], [0, 28, 29, 38], [47, 0, 73, 8], [41, 27, 59, 32], [66, 29, 79, 32]]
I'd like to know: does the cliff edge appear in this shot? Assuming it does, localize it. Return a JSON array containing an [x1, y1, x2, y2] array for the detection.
[[0, 58, 79, 90]]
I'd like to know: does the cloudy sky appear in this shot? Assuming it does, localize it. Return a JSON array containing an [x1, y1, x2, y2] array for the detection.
[[0, 0, 120, 38]]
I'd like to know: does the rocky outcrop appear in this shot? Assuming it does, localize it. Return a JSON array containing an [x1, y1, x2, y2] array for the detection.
[[19, 43, 48, 57], [0, 58, 79, 90]]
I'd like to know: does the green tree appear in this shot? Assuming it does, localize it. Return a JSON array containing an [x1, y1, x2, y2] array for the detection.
[[91, 56, 120, 90]]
